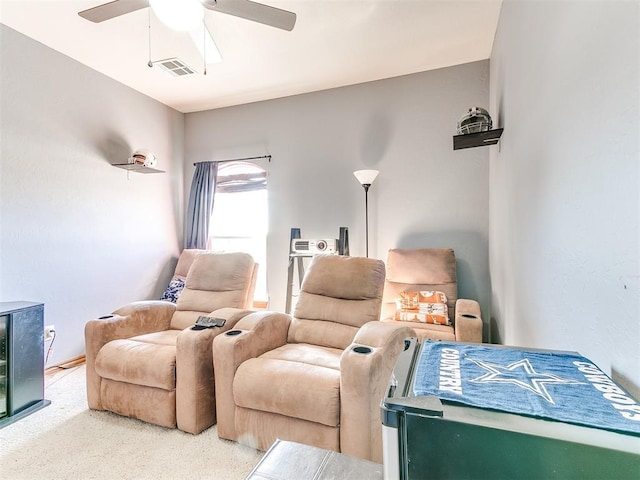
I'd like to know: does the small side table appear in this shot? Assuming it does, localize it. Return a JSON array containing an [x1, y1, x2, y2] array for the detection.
[[246, 439, 383, 480]]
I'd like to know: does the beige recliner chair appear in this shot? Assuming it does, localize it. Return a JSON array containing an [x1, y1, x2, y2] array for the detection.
[[382, 248, 483, 343], [85, 252, 257, 434], [170, 248, 205, 282], [212, 254, 414, 462]]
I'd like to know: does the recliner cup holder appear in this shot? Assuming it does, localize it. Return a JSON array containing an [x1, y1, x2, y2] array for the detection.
[[352, 346, 372, 355], [98, 315, 114, 319], [226, 330, 242, 336]]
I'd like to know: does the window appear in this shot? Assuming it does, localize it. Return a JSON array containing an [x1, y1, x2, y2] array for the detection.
[[208, 162, 268, 304]]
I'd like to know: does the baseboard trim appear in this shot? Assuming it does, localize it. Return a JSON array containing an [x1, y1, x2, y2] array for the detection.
[[45, 355, 86, 375]]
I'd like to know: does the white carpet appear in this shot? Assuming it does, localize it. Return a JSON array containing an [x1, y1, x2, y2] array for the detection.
[[0, 365, 263, 479]]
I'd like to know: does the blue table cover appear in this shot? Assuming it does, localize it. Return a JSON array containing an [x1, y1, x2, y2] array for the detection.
[[414, 341, 640, 436]]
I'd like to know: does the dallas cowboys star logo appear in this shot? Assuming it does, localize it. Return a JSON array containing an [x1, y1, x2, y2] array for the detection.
[[468, 358, 585, 404]]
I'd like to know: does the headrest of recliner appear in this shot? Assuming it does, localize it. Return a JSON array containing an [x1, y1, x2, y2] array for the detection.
[[300, 254, 385, 300], [386, 248, 456, 285]]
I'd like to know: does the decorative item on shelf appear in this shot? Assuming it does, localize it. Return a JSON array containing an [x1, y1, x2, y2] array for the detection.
[[353, 169, 379, 258], [113, 149, 164, 174], [129, 149, 157, 167], [456, 107, 493, 134], [453, 107, 503, 150]]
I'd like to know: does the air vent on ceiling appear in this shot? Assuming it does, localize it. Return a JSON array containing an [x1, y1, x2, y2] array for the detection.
[[151, 58, 196, 77]]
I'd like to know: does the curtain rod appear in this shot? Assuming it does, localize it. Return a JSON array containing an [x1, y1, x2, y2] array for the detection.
[[193, 155, 271, 166]]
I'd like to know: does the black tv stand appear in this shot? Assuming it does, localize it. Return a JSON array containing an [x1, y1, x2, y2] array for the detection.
[[0, 301, 50, 429]]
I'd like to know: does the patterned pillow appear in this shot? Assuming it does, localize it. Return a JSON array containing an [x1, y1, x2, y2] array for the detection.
[[160, 277, 186, 303], [395, 291, 451, 325]]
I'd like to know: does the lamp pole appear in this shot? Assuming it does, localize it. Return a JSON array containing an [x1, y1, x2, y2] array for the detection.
[[363, 183, 371, 258], [353, 170, 379, 258]]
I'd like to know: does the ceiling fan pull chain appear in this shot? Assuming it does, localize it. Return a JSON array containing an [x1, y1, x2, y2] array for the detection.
[[147, 8, 153, 68]]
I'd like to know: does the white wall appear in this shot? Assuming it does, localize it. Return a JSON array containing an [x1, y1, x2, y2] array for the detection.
[[489, 1, 639, 397], [186, 61, 491, 336], [0, 25, 185, 365]]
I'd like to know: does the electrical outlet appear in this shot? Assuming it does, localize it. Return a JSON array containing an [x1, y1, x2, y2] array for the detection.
[[44, 325, 56, 341]]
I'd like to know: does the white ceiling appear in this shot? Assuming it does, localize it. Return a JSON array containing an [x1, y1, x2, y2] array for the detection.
[[0, 0, 502, 113]]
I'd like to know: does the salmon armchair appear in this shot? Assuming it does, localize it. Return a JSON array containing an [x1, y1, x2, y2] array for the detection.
[[212, 254, 414, 462], [382, 248, 483, 343], [85, 252, 257, 434]]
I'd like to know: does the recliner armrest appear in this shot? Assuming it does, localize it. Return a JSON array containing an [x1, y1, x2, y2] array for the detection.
[[350, 321, 416, 349], [174, 307, 254, 433], [454, 298, 483, 343], [173, 308, 245, 434], [340, 322, 415, 462], [87, 300, 176, 353], [212, 311, 291, 441], [176, 326, 221, 432], [208, 307, 255, 326], [213, 310, 291, 372], [85, 300, 175, 410]]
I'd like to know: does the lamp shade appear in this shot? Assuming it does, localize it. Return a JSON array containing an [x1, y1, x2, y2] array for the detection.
[[150, 0, 204, 31], [353, 169, 379, 186]]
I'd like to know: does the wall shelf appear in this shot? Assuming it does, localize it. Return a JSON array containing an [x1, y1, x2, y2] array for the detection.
[[453, 128, 504, 150], [113, 163, 164, 174]]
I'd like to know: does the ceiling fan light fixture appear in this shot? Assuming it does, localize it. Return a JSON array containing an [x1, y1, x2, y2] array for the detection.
[[150, 0, 204, 31]]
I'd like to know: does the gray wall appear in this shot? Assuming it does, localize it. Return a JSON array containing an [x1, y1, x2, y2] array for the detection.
[[1, 24, 491, 364], [489, 1, 639, 397], [185, 61, 491, 336], [0, 25, 185, 365]]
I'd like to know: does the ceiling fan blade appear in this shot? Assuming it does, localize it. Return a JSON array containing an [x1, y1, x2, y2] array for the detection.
[[78, 0, 150, 23], [201, 0, 296, 31]]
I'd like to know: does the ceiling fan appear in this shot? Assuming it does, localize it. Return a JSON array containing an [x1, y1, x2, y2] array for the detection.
[[78, 0, 296, 70], [79, 0, 296, 31]]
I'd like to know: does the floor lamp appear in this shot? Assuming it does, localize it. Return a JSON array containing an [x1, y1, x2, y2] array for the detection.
[[353, 169, 379, 258]]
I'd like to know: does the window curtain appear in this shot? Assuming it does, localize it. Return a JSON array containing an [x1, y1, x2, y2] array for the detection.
[[184, 161, 218, 249]]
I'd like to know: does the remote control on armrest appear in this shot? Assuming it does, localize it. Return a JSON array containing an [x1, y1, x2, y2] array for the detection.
[[191, 316, 227, 330]]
